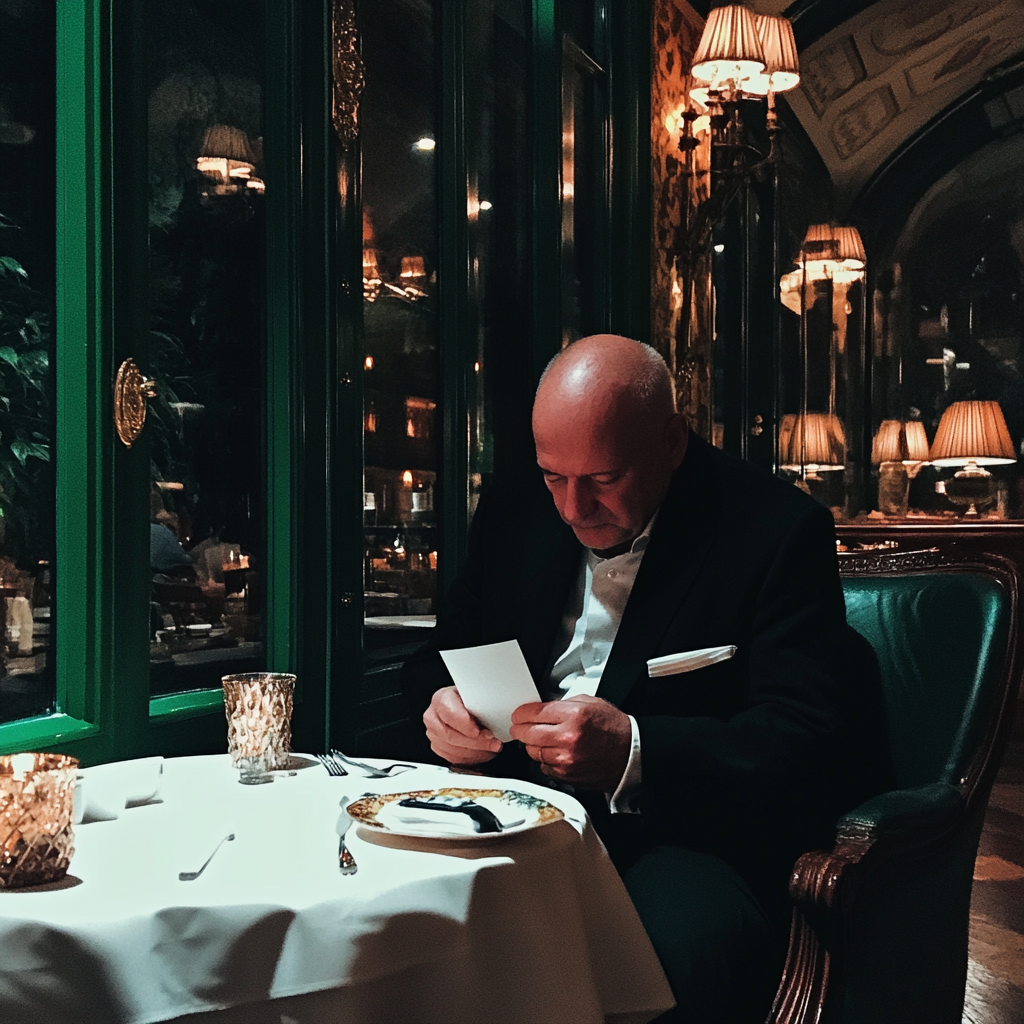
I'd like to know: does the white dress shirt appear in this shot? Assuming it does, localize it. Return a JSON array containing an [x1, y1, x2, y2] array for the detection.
[[545, 516, 655, 813]]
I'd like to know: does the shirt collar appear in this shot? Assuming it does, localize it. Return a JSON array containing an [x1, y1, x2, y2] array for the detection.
[[590, 510, 659, 562]]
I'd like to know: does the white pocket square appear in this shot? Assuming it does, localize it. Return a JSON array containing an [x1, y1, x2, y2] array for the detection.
[[647, 645, 737, 678]]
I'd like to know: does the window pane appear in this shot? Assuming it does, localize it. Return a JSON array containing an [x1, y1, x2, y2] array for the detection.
[[146, 0, 267, 695], [360, 0, 440, 668], [0, 3, 56, 725], [465, 0, 532, 494]]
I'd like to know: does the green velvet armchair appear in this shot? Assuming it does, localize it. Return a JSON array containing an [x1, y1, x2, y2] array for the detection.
[[769, 548, 1021, 1024]]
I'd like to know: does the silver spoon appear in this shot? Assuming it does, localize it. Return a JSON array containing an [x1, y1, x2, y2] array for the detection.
[[178, 833, 235, 881]]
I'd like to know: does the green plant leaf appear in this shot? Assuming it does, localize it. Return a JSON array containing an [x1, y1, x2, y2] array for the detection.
[[0, 256, 28, 279], [0, 346, 18, 368], [9, 439, 49, 465]]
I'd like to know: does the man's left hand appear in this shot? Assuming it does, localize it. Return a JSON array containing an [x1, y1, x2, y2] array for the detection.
[[509, 695, 631, 792]]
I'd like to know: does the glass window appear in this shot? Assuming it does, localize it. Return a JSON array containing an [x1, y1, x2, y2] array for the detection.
[[0, 3, 56, 725], [360, 0, 440, 666], [465, 0, 532, 498], [146, 0, 267, 695]]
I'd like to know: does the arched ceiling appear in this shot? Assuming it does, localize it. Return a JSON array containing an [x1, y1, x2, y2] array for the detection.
[[781, 0, 1024, 212]]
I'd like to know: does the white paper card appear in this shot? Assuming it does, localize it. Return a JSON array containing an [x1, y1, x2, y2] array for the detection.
[[646, 644, 737, 678], [440, 640, 541, 743]]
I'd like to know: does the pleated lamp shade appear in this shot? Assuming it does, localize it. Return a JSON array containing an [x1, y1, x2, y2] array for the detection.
[[196, 125, 256, 180], [400, 256, 427, 279], [743, 14, 800, 95], [797, 223, 866, 279], [871, 420, 930, 464], [929, 401, 1017, 466], [833, 226, 866, 268], [691, 5, 765, 84], [779, 412, 847, 472]]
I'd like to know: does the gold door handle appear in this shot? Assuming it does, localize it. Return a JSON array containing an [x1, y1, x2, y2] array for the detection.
[[113, 358, 157, 448]]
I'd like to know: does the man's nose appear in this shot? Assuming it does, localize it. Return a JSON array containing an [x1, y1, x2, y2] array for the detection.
[[563, 478, 596, 522]]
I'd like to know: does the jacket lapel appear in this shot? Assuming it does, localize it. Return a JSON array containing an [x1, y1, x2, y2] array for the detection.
[[595, 434, 722, 709]]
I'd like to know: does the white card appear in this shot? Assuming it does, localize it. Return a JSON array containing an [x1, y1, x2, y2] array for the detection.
[[440, 640, 542, 743]]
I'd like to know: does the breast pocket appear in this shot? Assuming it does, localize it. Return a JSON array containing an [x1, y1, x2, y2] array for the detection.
[[638, 656, 747, 719]]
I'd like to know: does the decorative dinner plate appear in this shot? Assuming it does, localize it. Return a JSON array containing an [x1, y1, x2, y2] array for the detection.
[[346, 787, 565, 840]]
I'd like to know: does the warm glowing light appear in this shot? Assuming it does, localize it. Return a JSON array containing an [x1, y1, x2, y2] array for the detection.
[[364, 356, 374, 370], [742, 14, 800, 95], [414, 137, 435, 151], [474, 361, 481, 372], [478, 200, 492, 211], [402, 470, 414, 487], [400, 256, 427, 279], [691, 5, 765, 85], [196, 125, 256, 184]]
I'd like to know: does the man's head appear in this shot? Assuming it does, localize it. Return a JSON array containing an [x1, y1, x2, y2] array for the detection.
[[532, 334, 688, 553]]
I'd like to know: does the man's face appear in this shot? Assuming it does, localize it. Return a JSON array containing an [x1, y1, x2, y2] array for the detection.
[[533, 402, 684, 552]]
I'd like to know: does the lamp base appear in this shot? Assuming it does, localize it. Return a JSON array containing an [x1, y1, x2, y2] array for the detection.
[[878, 462, 909, 517], [944, 461, 994, 517]]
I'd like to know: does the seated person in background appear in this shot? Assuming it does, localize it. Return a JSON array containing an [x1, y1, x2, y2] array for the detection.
[[150, 520, 194, 579], [402, 334, 892, 1023]]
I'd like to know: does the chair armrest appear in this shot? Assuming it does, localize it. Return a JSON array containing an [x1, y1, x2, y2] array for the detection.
[[836, 782, 963, 845]]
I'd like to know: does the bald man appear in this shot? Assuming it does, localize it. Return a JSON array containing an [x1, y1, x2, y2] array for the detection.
[[402, 335, 890, 1023]]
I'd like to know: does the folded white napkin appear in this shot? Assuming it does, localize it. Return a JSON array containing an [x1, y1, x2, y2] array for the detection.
[[646, 644, 737, 678], [75, 757, 165, 824], [373, 799, 525, 836]]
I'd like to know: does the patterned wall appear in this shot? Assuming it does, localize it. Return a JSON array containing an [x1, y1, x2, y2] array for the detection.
[[651, 0, 714, 440]]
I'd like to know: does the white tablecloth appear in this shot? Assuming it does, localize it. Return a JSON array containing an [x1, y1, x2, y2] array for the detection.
[[0, 754, 674, 1024]]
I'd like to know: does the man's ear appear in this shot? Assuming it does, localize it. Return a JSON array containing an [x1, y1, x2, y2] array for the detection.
[[666, 413, 689, 468]]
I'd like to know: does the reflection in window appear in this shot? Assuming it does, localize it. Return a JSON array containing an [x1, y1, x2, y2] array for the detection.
[[404, 397, 435, 439], [0, 3, 56, 725], [146, 0, 267, 694], [361, 0, 440, 663]]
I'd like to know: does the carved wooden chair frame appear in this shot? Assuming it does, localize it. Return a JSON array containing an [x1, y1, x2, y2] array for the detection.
[[768, 546, 1022, 1024]]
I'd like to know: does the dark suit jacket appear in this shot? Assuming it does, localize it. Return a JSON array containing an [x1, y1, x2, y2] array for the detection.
[[402, 434, 891, 905]]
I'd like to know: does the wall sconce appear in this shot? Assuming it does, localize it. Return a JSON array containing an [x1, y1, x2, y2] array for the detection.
[[929, 400, 1016, 516], [676, 6, 800, 264], [196, 125, 260, 196]]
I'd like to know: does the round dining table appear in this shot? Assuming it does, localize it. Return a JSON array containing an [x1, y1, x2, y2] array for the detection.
[[0, 753, 674, 1024]]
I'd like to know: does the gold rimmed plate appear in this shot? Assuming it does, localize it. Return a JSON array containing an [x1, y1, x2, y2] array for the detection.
[[346, 787, 564, 841]]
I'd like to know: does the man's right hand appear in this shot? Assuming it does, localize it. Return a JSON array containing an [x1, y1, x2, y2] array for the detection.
[[423, 685, 503, 765]]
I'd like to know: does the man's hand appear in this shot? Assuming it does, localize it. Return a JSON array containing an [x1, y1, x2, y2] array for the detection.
[[423, 685, 503, 765], [509, 695, 631, 791]]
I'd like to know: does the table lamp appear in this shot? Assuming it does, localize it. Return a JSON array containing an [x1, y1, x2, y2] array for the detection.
[[929, 400, 1016, 516], [871, 419, 931, 517], [779, 412, 846, 481]]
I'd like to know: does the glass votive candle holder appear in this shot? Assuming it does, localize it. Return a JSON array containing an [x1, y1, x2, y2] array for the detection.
[[222, 673, 296, 784], [1, 752, 78, 889]]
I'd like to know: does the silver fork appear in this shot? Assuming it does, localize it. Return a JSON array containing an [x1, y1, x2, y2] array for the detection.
[[336, 798, 357, 875], [316, 752, 348, 777], [330, 749, 416, 778]]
